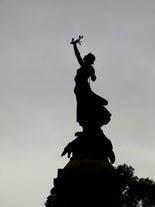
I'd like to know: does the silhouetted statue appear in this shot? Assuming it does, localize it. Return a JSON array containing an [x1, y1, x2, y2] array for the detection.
[[61, 128, 115, 164], [45, 37, 121, 207], [71, 36, 111, 129]]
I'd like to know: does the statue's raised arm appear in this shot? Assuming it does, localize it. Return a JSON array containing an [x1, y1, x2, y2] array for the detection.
[[70, 36, 84, 66]]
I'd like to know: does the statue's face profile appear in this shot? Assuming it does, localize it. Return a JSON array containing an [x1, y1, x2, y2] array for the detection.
[[83, 53, 95, 65]]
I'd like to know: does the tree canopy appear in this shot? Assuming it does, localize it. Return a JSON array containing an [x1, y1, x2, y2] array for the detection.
[[116, 164, 155, 207]]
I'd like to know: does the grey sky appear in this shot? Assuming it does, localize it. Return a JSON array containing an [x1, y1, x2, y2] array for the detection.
[[0, 0, 155, 207]]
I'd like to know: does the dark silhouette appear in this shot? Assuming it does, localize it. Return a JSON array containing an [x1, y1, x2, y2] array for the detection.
[[45, 164, 155, 207], [71, 36, 111, 129], [45, 37, 121, 207], [61, 36, 115, 164], [61, 128, 115, 164], [117, 164, 155, 207]]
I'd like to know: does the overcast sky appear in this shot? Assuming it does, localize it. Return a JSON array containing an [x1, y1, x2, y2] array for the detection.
[[0, 0, 155, 207]]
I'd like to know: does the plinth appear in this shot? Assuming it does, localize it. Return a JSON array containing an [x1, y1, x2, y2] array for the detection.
[[45, 158, 121, 207]]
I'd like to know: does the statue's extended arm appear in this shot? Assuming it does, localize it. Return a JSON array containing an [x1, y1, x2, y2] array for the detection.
[[73, 43, 84, 66], [71, 36, 84, 66]]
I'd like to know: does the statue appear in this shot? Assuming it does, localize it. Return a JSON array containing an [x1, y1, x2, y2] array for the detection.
[[71, 36, 111, 129], [45, 37, 121, 207], [61, 36, 115, 163], [61, 129, 115, 164]]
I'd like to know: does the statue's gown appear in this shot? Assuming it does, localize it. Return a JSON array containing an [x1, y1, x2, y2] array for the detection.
[[74, 65, 111, 127]]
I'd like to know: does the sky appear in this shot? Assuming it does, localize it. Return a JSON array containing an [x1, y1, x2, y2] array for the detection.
[[0, 0, 155, 206]]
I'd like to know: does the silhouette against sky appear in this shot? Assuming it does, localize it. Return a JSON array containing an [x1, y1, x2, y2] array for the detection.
[[61, 36, 115, 163], [1, 1, 155, 207]]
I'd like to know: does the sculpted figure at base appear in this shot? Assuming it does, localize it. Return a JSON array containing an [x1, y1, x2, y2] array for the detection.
[[71, 36, 111, 128], [61, 128, 115, 164]]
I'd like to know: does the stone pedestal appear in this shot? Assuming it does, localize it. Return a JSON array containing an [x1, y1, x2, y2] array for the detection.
[[45, 159, 121, 207]]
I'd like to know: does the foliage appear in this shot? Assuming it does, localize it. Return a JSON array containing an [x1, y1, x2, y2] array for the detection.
[[116, 164, 155, 207]]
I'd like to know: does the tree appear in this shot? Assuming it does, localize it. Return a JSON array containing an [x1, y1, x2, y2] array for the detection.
[[116, 164, 155, 207]]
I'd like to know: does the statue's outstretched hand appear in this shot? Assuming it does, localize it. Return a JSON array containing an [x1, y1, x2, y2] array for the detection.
[[61, 143, 72, 158], [70, 35, 83, 45]]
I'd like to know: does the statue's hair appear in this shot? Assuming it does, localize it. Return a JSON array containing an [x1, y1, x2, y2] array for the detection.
[[86, 53, 95, 64]]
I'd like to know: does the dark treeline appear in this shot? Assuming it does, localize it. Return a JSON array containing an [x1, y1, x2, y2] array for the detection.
[[116, 164, 155, 207]]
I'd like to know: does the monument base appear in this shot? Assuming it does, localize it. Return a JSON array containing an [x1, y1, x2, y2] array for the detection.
[[45, 159, 121, 207]]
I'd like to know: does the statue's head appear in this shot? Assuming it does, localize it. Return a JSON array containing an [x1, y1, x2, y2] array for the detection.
[[83, 53, 95, 65]]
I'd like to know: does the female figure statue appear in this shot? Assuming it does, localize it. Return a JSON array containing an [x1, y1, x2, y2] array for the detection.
[[71, 36, 111, 129]]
